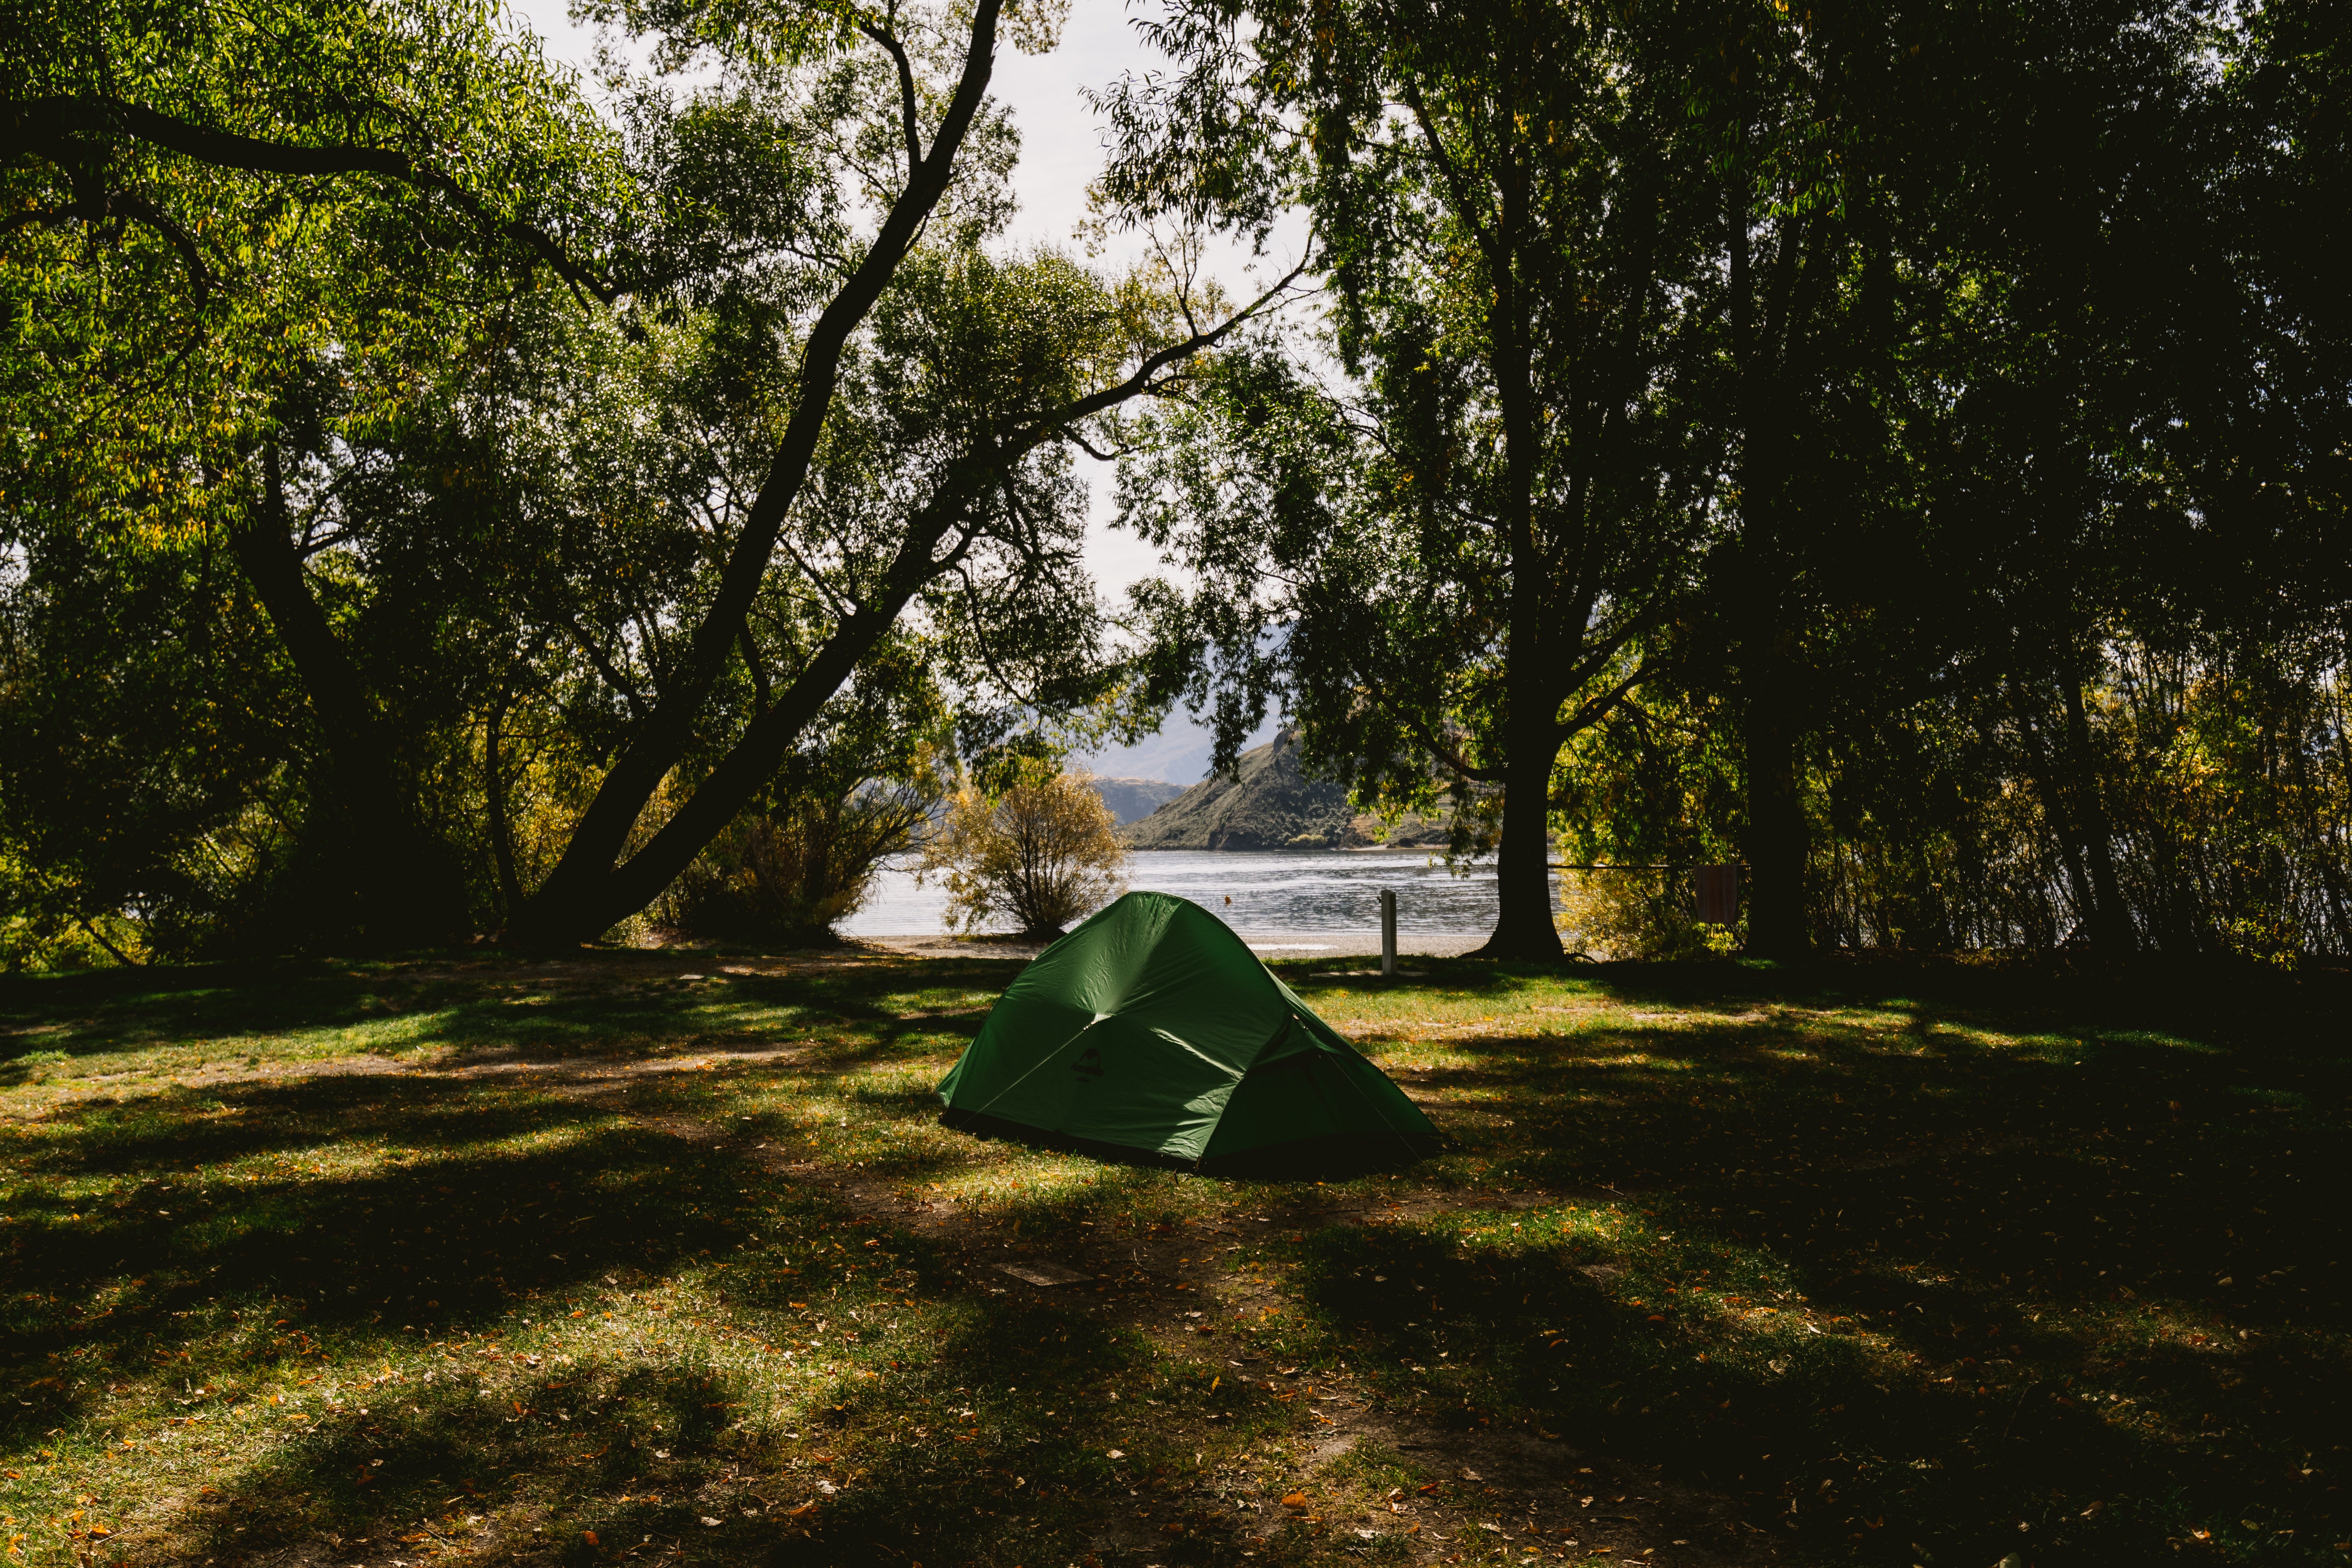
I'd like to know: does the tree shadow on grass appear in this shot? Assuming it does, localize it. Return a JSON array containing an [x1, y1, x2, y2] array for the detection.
[[0, 951, 1023, 1081], [0, 1075, 792, 1444], [2, 1052, 1263, 1568], [141, 1286, 1224, 1568], [1276, 957, 2350, 1567], [12, 952, 2344, 1567]]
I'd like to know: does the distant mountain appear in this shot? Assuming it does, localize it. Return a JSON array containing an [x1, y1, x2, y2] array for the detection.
[[1120, 730, 1357, 850], [1090, 777, 1186, 825], [1075, 709, 1280, 791]]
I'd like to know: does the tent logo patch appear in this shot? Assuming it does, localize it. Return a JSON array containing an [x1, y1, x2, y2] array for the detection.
[[1072, 1047, 1105, 1079]]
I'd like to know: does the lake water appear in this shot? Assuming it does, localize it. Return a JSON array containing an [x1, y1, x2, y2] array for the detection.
[[841, 848, 1558, 947]]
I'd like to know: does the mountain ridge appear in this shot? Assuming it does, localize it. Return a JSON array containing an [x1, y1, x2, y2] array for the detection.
[[1118, 731, 1453, 851], [1089, 777, 1186, 825]]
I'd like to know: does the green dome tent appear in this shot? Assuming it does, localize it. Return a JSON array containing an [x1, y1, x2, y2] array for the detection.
[[937, 891, 1440, 1174]]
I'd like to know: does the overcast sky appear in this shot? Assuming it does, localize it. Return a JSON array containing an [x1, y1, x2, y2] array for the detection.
[[499, 0, 1286, 778]]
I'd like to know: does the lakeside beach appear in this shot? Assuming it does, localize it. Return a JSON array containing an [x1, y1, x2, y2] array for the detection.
[[840, 846, 1559, 952]]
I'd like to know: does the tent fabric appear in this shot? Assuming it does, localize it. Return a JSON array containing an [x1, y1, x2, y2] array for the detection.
[[936, 890, 1439, 1173]]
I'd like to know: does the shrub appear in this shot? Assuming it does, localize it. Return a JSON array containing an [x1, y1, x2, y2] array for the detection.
[[1555, 869, 1740, 961], [919, 765, 1128, 938], [659, 784, 932, 943]]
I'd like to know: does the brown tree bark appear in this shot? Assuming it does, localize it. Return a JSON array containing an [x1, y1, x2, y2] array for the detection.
[[1739, 648, 1810, 960], [1726, 151, 1812, 962], [1469, 144, 1564, 962], [229, 446, 463, 945], [2060, 658, 2137, 954], [1477, 694, 1567, 960]]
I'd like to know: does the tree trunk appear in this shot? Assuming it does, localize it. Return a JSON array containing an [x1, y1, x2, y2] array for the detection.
[[230, 448, 462, 946], [486, 685, 522, 920], [2013, 683, 2099, 935], [506, 477, 976, 947], [1740, 650, 1809, 960], [1476, 697, 1565, 960], [1467, 141, 1560, 963], [2060, 663, 2137, 955], [1728, 178, 1809, 962]]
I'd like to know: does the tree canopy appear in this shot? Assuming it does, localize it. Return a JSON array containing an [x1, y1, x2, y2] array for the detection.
[[2, 0, 2345, 966]]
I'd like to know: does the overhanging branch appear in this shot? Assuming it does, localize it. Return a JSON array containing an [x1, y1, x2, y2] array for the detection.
[[4, 95, 618, 304]]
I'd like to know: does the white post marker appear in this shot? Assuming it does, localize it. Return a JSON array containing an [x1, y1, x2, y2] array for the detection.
[[1380, 888, 1398, 976]]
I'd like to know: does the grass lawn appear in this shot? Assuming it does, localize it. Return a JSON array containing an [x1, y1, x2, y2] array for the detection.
[[0, 947, 2344, 1568]]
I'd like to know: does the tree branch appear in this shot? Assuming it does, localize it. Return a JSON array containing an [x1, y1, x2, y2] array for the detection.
[[739, 624, 772, 716], [1029, 252, 1312, 434], [3, 183, 217, 307], [1406, 713, 1503, 784], [856, 15, 926, 182], [1554, 666, 1644, 744], [556, 613, 648, 724], [5, 95, 617, 305], [1397, 79, 1506, 277]]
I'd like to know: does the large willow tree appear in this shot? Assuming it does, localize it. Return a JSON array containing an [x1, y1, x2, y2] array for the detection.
[[1101, 0, 1724, 958], [3, 0, 1298, 956]]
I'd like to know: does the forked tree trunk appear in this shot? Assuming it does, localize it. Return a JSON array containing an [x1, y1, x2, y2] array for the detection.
[[229, 454, 464, 946], [503, 1, 1004, 951]]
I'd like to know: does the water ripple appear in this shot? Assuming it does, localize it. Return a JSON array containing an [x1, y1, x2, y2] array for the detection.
[[841, 848, 1561, 938]]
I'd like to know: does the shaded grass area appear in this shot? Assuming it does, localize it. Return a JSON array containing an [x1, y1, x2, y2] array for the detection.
[[0, 947, 2344, 1568], [1267, 956, 2351, 1567]]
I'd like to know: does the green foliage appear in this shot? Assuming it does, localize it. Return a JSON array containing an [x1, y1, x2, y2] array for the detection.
[[1106, 0, 2352, 962], [4, 0, 2346, 967], [656, 780, 939, 944], [1553, 870, 1739, 963], [1106, 0, 1728, 953], [1, 0, 1283, 958], [919, 763, 1128, 937]]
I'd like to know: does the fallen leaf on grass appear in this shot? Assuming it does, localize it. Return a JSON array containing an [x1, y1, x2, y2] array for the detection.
[[1282, 1493, 1310, 1509], [784, 1503, 819, 1519]]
